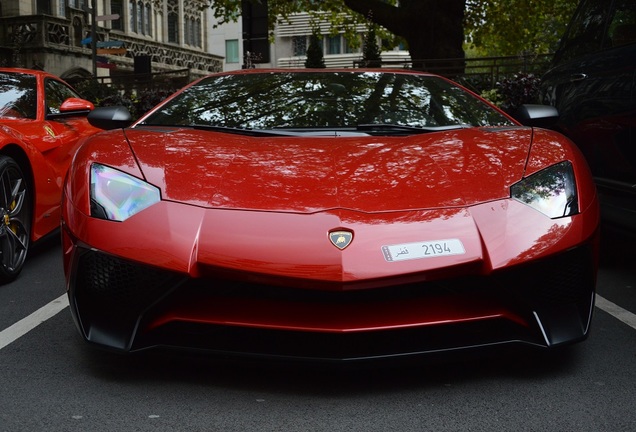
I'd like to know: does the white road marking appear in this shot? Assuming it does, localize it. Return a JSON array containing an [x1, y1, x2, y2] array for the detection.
[[0, 293, 69, 350], [595, 294, 636, 330], [0, 293, 634, 351]]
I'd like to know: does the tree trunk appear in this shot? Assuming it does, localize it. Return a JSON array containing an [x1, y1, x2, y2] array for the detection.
[[343, 0, 466, 75]]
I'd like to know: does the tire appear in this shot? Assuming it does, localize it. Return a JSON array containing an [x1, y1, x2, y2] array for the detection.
[[0, 156, 31, 284]]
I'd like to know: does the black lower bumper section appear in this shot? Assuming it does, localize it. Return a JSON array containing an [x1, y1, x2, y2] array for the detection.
[[532, 299, 594, 347], [70, 245, 596, 360], [139, 318, 545, 361]]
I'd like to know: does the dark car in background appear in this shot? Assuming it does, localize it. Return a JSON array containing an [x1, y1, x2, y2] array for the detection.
[[541, 0, 636, 232]]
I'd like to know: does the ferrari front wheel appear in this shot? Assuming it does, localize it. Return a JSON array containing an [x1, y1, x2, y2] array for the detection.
[[0, 156, 31, 284]]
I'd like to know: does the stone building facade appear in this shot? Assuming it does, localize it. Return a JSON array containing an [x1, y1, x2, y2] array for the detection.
[[0, 0, 223, 81]]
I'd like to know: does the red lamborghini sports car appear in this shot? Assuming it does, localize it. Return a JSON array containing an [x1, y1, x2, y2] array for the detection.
[[0, 67, 100, 283], [62, 69, 600, 361]]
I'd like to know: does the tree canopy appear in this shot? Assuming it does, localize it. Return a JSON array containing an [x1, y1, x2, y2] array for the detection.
[[465, 0, 579, 56], [209, 0, 465, 63], [208, 0, 579, 60]]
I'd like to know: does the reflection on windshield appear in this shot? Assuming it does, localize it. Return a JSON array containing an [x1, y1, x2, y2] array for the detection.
[[141, 72, 513, 132], [0, 72, 37, 119]]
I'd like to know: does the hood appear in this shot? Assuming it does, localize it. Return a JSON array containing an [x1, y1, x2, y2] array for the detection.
[[124, 126, 532, 213]]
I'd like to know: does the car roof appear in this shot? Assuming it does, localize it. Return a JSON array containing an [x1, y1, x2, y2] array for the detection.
[[0, 67, 57, 79]]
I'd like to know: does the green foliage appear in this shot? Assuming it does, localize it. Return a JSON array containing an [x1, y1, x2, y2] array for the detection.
[[361, 22, 382, 67], [465, 0, 579, 56], [480, 88, 504, 107], [305, 31, 326, 68], [483, 72, 542, 113]]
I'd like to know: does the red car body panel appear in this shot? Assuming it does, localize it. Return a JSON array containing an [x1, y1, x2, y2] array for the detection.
[[61, 69, 600, 359], [0, 68, 100, 241], [121, 127, 532, 211]]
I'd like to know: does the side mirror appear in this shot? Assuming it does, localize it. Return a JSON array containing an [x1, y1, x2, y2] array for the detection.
[[46, 97, 95, 119], [87, 106, 133, 130], [514, 104, 559, 128], [60, 97, 95, 113]]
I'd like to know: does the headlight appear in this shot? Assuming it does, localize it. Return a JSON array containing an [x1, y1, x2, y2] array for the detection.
[[510, 161, 578, 219], [90, 164, 160, 221]]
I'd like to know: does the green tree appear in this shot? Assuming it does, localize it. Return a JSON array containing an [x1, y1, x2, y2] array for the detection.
[[465, 0, 579, 56], [361, 19, 382, 68], [305, 31, 326, 68]]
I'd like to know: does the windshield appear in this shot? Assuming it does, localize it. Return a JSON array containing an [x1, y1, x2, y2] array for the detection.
[[0, 72, 38, 119], [139, 71, 513, 133]]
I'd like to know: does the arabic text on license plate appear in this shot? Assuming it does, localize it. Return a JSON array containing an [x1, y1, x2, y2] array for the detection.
[[382, 239, 466, 262]]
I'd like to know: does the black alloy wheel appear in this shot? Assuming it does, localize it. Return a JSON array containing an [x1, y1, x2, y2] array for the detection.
[[0, 156, 31, 284]]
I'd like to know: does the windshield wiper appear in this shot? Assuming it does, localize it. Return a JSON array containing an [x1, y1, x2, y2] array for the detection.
[[136, 123, 292, 137], [355, 123, 471, 134]]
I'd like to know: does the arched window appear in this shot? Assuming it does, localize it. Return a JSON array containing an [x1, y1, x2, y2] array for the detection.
[[145, 3, 152, 35], [137, 1, 144, 33], [184, 18, 190, 45], [196, 18, 201, 47], [189, 17, 196, 45], [73, 17, 84, 46], [167, 0, 179, 43], [183, 1, 202, 48], [129, 0, 152, 36], [111, 0, 123, 31], [129, 1, 136, 32]]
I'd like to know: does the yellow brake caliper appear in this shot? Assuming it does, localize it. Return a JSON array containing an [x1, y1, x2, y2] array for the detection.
[[5, 199, 17, 234]]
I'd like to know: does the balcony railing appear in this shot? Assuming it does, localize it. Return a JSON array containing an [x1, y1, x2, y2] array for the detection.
[[0, 14, 222, 76]]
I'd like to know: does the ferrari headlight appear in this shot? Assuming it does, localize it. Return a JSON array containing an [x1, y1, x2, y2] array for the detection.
[[90, 164, 160, 221], [510, 161, 578, 219]]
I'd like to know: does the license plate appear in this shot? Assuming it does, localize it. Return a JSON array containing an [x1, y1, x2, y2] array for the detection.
[[382, 239, 466, 262]]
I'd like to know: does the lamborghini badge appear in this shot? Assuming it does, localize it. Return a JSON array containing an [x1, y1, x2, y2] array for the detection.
[[329, 230, 353, 250]]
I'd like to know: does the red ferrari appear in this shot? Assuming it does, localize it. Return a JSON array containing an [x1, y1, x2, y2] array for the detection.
[[62, 69, 600, 361], [0, 68, 100, 283]]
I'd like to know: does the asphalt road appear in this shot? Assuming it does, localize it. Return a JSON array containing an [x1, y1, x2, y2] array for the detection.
[[0, 227, 634, 432]]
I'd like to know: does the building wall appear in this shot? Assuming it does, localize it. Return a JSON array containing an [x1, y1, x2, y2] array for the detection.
[[207, 18, 244, 71]]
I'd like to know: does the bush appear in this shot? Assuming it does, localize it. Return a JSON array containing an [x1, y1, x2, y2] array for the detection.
[[305, 32, 326, 68], [491, 72, 542, 113], [361, 24, 382, 68]]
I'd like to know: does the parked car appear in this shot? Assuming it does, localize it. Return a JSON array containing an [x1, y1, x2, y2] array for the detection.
[[0, 67, 101, 283], [541, 0, 636, 231], [63, 69, 599, 361]]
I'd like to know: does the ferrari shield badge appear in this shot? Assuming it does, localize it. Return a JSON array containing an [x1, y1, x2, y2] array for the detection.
[[44, 125, 56, 137], [329, 230, 353, 250]]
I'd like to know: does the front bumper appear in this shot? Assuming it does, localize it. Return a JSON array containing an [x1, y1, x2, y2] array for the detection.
[[62, 197, 599, 361], [66, 242, 596, 361]]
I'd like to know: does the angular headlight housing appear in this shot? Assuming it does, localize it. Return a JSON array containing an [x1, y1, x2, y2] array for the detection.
[[90, 163, 160, 221], [510, 161, 578, 219]]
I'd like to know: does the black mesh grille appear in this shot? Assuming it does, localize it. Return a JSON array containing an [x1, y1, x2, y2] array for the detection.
[[76, 251, 183, 308], [498, 246, 594, 308]]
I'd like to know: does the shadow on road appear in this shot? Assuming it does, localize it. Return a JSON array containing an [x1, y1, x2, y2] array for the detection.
[[78, 341, 585, 396]]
